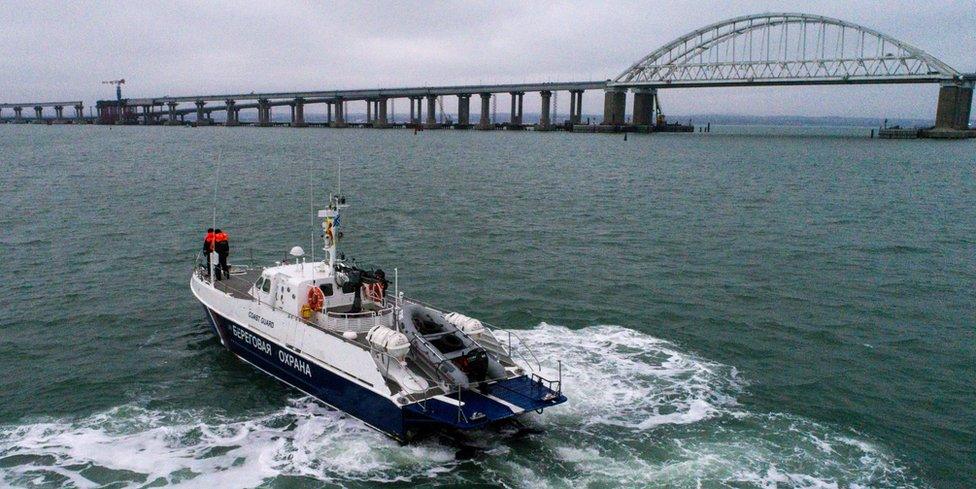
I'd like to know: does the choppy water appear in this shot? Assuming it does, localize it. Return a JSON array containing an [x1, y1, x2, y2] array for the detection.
[[0, 124, 973, 488]]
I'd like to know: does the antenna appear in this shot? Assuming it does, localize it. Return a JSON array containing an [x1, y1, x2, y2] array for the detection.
[[308, 157, 315, 265], [210, 149, 222, 285]]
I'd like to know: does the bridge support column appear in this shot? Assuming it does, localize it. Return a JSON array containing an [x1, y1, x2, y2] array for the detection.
[[14, 107, 23, 123], [935, 82, 973, 130], [508, 92, 524, 128], [326, 102, 333, 124], [166, 102, 179, 125], [476, 93, 492, 130], [365, 99, 372, 126], [569, 90, 583, 124], [195, 101, 210, 126], [425, 95, 439, 128], [258, 99, 271, 127], [33, 106, 43, 123], [376, 97, 389, 127], [54, 106, 64, 121], [224, 100, 238, 126], [632, 88, 655, 127], [929, 82, 974, 137], [332, 99, 347, 127], [292, 98, 306, 127], [537, 91, 552, 130], [456, 94, 470, 128], [602, 88, 626, 126], [74, 104, 84, 123]]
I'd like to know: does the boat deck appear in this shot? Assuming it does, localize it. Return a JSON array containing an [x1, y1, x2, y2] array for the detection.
[[210, 266, 260, 300]]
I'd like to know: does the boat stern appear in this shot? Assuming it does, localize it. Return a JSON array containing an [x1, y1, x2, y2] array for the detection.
[[402, 375, 566, 432]]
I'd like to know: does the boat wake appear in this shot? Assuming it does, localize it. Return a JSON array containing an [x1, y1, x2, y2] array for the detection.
[[0, 324, 926, 488]]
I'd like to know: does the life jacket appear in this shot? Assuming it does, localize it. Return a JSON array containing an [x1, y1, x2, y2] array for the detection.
[[214, 232, 229, 254], [203, 232, 216, 252]]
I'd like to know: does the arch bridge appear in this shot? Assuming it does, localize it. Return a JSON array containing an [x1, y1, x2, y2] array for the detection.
[[86, 13, 971, 135], [606, 13, 973, 132]]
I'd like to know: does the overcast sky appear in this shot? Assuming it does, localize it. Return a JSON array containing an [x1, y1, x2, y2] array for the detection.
[[1, 1, 973, 118]]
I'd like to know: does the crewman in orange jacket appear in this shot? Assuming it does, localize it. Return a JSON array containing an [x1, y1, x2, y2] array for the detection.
[[214, 229, 230, 280], [203, 228, 216, 275]]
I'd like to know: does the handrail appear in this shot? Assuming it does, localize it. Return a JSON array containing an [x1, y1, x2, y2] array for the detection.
[[326, 307, 393, 319]]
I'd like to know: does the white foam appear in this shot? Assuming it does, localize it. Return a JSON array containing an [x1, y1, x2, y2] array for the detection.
[[0, 324, 925, 488], [515, 323, 742, 430], [0, 398, 456, 488]]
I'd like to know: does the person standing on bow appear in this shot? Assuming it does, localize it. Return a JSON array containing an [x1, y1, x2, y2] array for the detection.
[[202, 228, 216, 276], [214, 229, 230, 280]]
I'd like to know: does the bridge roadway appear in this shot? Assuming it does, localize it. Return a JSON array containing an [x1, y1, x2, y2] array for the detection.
[[0, 101, 87, 123], [107, 81, 605, 129], [124, 81, 606, 105]]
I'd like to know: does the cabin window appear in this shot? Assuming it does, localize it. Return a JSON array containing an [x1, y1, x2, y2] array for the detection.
[[261, 279, 271, 293], [255, 277, 264, 290], [320, 284, 334, 297]]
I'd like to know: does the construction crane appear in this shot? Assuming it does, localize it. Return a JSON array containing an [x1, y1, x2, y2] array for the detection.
[[101, 79, 125, 103]]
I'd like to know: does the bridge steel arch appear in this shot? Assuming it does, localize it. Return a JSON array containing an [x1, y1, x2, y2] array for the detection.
[[606, 13, 972, 132], [612, 13, 962, 87]]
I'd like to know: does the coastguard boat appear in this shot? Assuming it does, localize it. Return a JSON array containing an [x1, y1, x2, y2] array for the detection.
[[190, 193, 566, 442]]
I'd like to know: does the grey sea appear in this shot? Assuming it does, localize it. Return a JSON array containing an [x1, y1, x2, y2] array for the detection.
[[0, 124, 973, 488]]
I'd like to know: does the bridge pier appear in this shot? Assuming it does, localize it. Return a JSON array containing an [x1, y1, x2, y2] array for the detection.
[[425, 95, 439, 128], [33, 106, 43, 123], [456, 94, 471, 128], [537, 90, 552, 130], [332, 99, 347, 127], [166, 102, 179, 125], [74, 104, 84, 123], [258, 99, 271, 127], [376, 97, 389, 127], [54, 105, 64, 122], [14, 107, 23, 123], [476, 93, 493, 130], [568, 90, 583, 124], [194, 101, 211, 126], [934, 82, 973, 130], [225, 100, 238, 126], [508, 92, 524, 128], [925, 81, 974, 138], [602, 88, 626, 126], [413, 97, 425, 125], [632, 88, 655, 127], [292, 98, 307, 127]]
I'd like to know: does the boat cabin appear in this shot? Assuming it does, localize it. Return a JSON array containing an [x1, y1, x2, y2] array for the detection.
[[250, 261, 394, 333]]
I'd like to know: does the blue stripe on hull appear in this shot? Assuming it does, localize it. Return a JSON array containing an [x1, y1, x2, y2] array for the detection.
[[199, 304, 567, 440], [202, 306, 407, 439]]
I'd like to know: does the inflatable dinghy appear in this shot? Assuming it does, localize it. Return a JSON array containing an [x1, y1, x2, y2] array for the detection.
[[399, 303, 506, 388]]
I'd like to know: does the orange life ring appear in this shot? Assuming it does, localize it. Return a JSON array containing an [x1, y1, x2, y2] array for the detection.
[[307, 286, 325, 312]]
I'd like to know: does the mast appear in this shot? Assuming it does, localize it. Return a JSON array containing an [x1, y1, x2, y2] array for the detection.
[[318, 193, 347, 273]]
